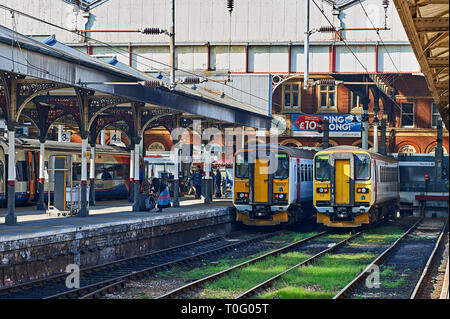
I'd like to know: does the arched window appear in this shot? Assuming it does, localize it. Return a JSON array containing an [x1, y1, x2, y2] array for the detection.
[[398, 144, 417, 154], [428, 145, 448, 154]]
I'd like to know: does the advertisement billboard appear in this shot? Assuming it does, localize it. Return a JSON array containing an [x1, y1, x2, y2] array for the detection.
[[292, 114, 361, 137]]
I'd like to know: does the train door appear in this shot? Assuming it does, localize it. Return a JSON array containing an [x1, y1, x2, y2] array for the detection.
[[27, 151, 38, 202], [335, 159, 350, 204], [253, 158, 270, 203]]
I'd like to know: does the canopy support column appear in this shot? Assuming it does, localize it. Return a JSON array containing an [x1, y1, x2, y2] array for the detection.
[[6, 123, 17, 225], [132, 141, 141, 211], [37, 137, 45, 211], [129, 146, 134, 202], [79, 134, 89, 217], [89, 142, 95, 206]]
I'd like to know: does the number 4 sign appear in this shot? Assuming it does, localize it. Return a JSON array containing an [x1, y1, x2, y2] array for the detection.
[[110, 132, 121, 145]]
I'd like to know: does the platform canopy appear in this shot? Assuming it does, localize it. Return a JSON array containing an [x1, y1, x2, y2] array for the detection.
[[393, 0, 449, 130], [0, 25, 271, 130]]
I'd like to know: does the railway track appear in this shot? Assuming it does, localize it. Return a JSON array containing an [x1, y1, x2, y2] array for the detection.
[[155, 230, 331, 299], [0, 231, 282, 299], [156, 217, 419, 299], [410, 222, 448, 299], [334, 217, 448, 299]]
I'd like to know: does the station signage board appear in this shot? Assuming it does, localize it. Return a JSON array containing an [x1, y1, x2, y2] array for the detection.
[[110, 132, 122, 145], [292, 114, 361, 137], [61, 131, 71, 142]]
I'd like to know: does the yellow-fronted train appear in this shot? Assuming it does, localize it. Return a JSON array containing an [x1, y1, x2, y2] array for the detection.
[[233, 145, 316, 226], [313, 146, 399, 227]]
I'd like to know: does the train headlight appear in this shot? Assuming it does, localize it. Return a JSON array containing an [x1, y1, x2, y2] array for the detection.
[[316, 187, 329, 193], [357, 188, 369, 193], [237, 192, 249, 200], [274, 193, 286, 200]]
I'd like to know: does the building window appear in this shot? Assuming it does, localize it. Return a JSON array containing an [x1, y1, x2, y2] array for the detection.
[[401, 102, 414, 128], [431, 103, 441, 128], [350, 91, 362, 113], [398, 144, 416, 154], [319, 85, 337, 110], [283, 83, 300, 110]]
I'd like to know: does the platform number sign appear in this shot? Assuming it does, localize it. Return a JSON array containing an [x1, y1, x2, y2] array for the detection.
[[110, 132, 121, 145], [61, 131, 71, 142]]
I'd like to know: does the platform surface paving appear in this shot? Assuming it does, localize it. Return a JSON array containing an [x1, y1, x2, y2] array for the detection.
[[0, 198, 233, 241]]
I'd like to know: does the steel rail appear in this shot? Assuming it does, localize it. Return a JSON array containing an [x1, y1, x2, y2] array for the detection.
[[79, 280, 127, 299], [333, 218, 423, 299], [411, 219, 448, 299], [0, 234, 223, 296], [42, 231, 281, 299], [155, 231, 329, 299], [235, 230, 364, 299], [440, 262, 449, 299]]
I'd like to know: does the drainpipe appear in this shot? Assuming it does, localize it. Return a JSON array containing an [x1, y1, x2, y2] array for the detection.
[[373, 95, 380, 153], [304, 0, 311, 89], [361, 97, 370, 150], [379, 117, 387, 155], [435, 120, 443, 183], [169, 0, 176, 88]]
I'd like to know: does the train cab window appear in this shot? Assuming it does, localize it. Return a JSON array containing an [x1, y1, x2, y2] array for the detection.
[[315, 155, 330, 180], [16, 161, 28, 182], [274, 153, 289, 179], [235, 152, 249, 179], [354, 154, 370, 180]]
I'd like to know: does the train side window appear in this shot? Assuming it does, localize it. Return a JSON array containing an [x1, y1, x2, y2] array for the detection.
[[307, 164, 312, 181], [300, 164, 304, 181], [16, 161, 28, 182], [102, 164, 116, 180], [0, 162, 3, 181], [72, 163, 82, 181]]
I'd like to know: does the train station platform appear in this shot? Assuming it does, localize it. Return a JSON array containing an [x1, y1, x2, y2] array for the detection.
[[0, 199, 235, 287]]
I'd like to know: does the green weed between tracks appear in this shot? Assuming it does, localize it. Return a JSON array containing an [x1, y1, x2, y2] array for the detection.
[[380, 266, 407, 289], [155, 224, 406, 299], [155, 232, 317, 282], [259, 252, 375, 299]]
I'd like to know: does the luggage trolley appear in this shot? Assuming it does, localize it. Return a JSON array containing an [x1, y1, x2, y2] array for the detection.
[[46, 154, 89, 216]]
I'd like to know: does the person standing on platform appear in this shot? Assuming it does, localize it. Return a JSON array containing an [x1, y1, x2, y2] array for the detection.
[[156, 179, 171, 212], [192, 166, 203, 199], [214, 169, 222, 198], [188, 169, 196, 195]]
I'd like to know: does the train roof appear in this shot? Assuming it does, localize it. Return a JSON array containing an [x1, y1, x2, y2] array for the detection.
[[315, 145, 397, 162], [237, 144, 316, 159], [0, 137, 130, 154]]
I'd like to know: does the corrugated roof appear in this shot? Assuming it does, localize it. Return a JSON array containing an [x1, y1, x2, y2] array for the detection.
[[26, 32, 267, 117]]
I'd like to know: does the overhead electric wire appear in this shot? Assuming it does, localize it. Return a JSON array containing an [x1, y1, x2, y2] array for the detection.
[[357, 0, 420, 122], [0, 3, 290, 116], [311, 0, 409, 121], [1, 2, 413, 125]]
